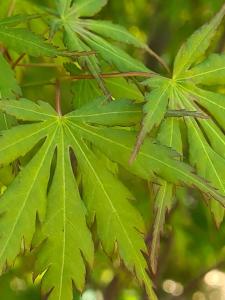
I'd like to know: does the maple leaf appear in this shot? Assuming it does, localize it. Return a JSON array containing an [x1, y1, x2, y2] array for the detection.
[[131, 3, 225, 272], [0, 98, 223, 299]]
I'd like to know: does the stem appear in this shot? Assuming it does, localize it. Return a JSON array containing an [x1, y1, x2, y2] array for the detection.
[[62, 71, 156, 81], [12, 53, 26, 69], [21, 80, 55, 88], [145, 46, 171, 74], [55, 80, 62, 116], [16, 63, 59, 68]]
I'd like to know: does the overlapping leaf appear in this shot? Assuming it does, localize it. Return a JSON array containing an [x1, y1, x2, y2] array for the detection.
[[0, 99, 223, 300], [132, 3, 225, 271], [54, 0, 167, 81]]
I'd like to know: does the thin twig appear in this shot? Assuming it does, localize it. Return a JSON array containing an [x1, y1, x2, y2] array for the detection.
[[17, 63, 59, 68], [12, 53, 26, 69], [145, 46, 171, 74], [55, 79, 62, 116], [21, 80, 55, 88], [62, 71, 156, 81]]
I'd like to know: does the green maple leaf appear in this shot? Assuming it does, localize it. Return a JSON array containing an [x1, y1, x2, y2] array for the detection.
[[0, 98, 223, 300], [50, 0, 168, 94], [131, 2, 225, 271]]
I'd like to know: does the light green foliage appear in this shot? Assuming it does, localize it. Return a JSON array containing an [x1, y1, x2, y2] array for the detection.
[[55, 0, 152, 76], [0, 98, 223, 300], [1, 1, 225, 299], [133, 2, 225, 271]]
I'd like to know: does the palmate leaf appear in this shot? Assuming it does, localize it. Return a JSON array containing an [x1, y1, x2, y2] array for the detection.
[[135, 3, 225, 226], [55, 0, 167, 82], [60, 0, 159, 99], [0, 99, 224, 300], [0, 99, 156, 300], [0, 102, 93, 300]]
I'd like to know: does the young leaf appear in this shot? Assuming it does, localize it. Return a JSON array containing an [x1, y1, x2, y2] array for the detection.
[[0, 99, 155, 299]]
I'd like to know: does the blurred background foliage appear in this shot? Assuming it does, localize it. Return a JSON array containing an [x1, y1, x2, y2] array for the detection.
[[1, 0, 225, 299]]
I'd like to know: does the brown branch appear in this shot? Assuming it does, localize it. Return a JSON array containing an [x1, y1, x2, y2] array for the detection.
[[12, 53, 26, 69], [62, 71, 156, 81], [0, 46, 12, 63], [55, 80, 62, 116], [16, 63, 59, 68], [145, 46, 171, 74], [21, 80, 55, 88]]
